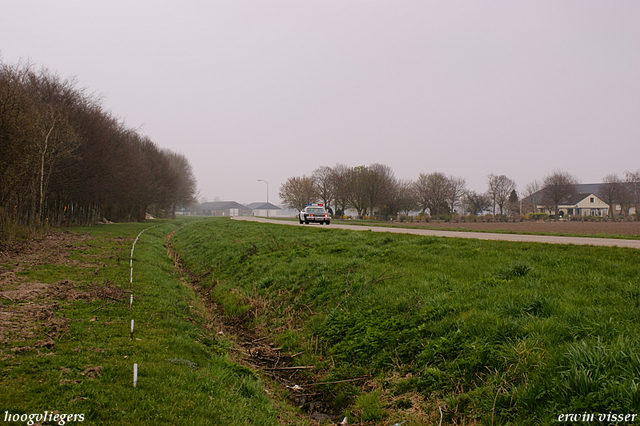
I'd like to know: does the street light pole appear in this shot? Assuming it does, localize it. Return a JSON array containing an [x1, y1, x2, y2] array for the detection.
[[257, 179, 269, 218]]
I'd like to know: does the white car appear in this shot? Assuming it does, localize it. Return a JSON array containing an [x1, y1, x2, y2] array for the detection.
[[298, 204, 331, 225]]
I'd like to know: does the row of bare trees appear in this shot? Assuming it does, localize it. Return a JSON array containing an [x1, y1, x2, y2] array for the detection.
[[596, 172, 640, 218], [280, 166, 640, 220], [1, 60, 198, 232], [280, 163, 475, 219]]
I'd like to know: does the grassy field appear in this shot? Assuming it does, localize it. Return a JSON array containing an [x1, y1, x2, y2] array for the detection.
[[0, 220, 304, 426], [170, 218, 640, 425]]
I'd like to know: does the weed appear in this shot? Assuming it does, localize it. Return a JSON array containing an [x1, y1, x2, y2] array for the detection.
[[351, 389, 386, 422]]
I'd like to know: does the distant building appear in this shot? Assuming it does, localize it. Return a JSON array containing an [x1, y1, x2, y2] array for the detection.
[[536, 193, 609, 217], [175, 206, 194, 216], [527, 183, 639, 217], [246, 202, 282, 217], [199, 201, 252, 217]]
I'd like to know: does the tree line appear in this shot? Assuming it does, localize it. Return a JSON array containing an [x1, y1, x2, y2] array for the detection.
[[1, 60, 197, 233], [598, 172, 640, 218], [280, 165, 640, 220]]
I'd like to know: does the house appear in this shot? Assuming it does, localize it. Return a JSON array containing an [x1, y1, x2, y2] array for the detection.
[[535, 193, 609, 217], [246, 202, 282, 217], [199, 201, 252, 217], [528, 183, 638, 217]]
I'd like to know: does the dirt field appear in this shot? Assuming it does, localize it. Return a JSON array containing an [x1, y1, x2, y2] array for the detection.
[[388, 220, 640, 236], [0, 232, 124, 354]]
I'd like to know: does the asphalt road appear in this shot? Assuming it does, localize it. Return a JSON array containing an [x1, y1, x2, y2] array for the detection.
[[231, 216, 640, 249]]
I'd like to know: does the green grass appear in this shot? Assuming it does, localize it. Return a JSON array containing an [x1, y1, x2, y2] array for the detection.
[[170, 218, 640, 425], [1, 220, 302, 425]]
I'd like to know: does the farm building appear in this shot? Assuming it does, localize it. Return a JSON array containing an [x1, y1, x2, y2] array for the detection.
[[246, 202, 282, 217], [198, 201, 252, 217]]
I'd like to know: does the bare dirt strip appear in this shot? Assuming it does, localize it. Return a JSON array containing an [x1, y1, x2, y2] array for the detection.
[[231, 216, 640, 249], [0, 232, 126, 357]]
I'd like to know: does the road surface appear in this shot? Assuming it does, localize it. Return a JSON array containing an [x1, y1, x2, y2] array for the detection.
[[231, 216, 640, 249]]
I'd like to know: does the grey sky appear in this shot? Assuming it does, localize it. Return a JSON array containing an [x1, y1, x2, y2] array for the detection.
[[2, 1, 639, 204]]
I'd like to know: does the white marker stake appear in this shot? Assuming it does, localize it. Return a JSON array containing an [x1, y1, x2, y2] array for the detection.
[[129, 294, 133, 310], [130, 319, 134, 340], [130, 268, 133, 288], [133, 363, 138, 387]]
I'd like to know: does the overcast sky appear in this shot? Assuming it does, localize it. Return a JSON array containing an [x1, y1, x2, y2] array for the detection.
[[2, 1, 639, 204]]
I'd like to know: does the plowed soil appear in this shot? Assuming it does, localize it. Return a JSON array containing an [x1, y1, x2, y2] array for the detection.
[[396, 220, 640, 235]]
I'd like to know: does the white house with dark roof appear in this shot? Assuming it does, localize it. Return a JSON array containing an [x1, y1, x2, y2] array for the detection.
[[545, 193, 609, 217], [528, 183, 638, 217]]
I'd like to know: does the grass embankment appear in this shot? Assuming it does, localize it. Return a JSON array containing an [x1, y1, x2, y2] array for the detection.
[[171, 218, 640, 425], [1, 221, 301, 425]]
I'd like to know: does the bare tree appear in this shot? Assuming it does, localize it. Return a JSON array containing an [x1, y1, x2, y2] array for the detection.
[[163, 149, 199, 218], [446, 175, 467, 214], [279, 176, 317, 212], [625, 170, 640, 215], [331, 164, 352, 217], [599, 174, 624, 218], [348, 166, 370, 219], [0, 62, 39, 213], [486, 174, 516, 215], [33, 105, 78, 224], [541, 170, 578, 219], [393, 179, 419, 215], [522, 180, 542, 214], [377, 177, 415, 219], [414, 172, 451, 218], [413, 174, 430, 215], [463, 191, 491, 215], [313, 166, 335, 213], [364, 163, 394, 220]]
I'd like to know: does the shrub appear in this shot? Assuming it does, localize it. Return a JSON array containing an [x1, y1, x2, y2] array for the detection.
[[495, 214, 509, 222], [526, 213, 549, 221]]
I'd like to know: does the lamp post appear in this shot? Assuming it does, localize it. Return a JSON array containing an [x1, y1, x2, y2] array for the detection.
[[257, 179, 269, 218]]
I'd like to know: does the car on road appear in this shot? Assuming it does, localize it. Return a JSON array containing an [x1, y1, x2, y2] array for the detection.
[[299, 204, 331, 225]]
